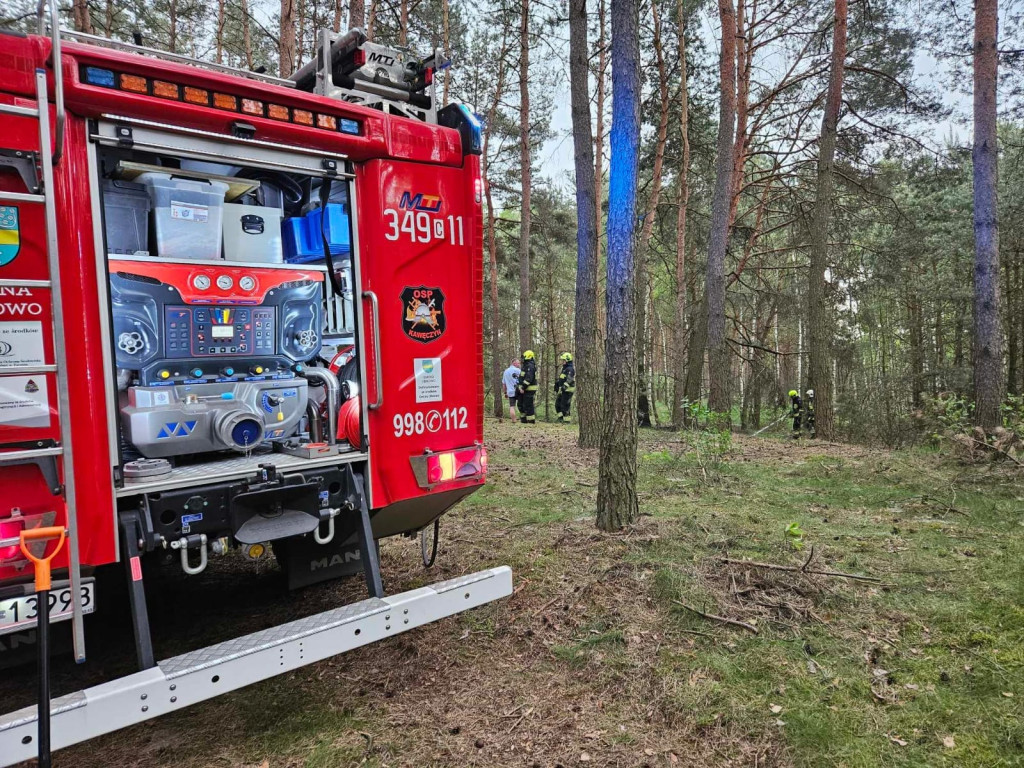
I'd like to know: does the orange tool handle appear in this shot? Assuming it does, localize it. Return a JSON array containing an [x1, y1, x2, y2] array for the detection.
[[19, 527, 66, 593]]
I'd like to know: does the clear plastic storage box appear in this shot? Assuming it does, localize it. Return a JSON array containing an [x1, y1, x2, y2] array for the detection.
[[101, 180, 151, 255], [137, 172, 229, 260]]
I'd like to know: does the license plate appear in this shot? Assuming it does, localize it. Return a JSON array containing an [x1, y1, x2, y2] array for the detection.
[[0, 581, 95, 634]]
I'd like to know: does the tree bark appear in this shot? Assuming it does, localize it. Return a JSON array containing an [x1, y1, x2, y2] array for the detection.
[[279, 0, 297, 77], [729, 0, 750, 226], [597, 0, 641, 532], [350, 0, 365, 28], [972, 0, 1003, 428], [334, 0, 345, 32], [671, 0, 690, 429], [518, 0, 533, 353], [805, 0, 846, 441], [594, 0, 607, 262], [705, 0, 737, 423], [216, 0, 226, 64], [484, 29, 510, 419], [1010, 255, 1022, 395], [168, 0, 178, 53], [635, 0, 670, 429], [570, 0, 602, 447], [442, 0, 451, 104], [72, 0, 93, 34], [241, 0, 254, 69]]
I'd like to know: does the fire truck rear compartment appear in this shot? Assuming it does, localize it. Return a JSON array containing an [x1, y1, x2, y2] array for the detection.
[[92, 133, 370, 574]]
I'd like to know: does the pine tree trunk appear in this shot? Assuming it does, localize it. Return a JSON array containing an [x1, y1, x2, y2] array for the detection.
[[442, 0, 451, 104], [729, 0, 749, 226], [671, 0, 690, 429], [399, 0, 409, 45], [350, 0, 365, 28], [334, 0, 344, 32], [216, 0, 226, 63], [705, 0, 737, 423], [168, 0, 178, 53], [279, 0, 297, 77], [972, 0, 1003, 428], [73, 0, 93, 34], [597, 0, 641, 532], [242, 0, 254, 69], [518, 0, 533, 353], [635, 0, 670, 429], [806, 0, 846, 441], [484, 30, 510, 419], [570, 0, 602, 447], [594, 0, 607, 261]]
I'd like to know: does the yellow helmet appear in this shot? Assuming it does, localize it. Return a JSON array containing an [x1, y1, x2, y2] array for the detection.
[[559, 352, 573, 362], [788, 390, 798, 398], [523, 350, 535, 360]]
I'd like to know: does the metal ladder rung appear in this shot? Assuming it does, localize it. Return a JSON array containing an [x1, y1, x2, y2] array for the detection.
[[0, 104, 39, 118], [0, 279, 51, 288], [0, 190, 45, 204], [0, 365, 57, 375], [0, 447, 64, 463]]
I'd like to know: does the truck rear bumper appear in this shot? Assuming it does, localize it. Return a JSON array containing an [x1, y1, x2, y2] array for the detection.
[[0, 566, 512, 765]]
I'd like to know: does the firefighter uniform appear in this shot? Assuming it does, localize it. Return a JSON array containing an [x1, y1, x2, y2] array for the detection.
[[789, 389, 802, 439], [805, 389, 816, 438], [518, 350, 538, 423], [554, 352, 576, 422]]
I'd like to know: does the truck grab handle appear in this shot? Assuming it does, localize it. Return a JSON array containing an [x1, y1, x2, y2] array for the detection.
[[362, 291, 383, 410]]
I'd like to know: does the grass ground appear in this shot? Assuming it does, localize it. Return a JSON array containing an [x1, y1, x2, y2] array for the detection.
[[26, 420, 1024, 767]]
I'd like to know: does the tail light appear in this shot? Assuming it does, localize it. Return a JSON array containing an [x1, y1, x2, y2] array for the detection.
[[0, 512, 59, 565], [0, 518, 24, 563], [411, 445, 487, 489]]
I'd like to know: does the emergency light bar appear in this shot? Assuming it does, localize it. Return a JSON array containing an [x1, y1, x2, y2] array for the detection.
[[80, 66, 362, 135], [409, 445, 487, 489]]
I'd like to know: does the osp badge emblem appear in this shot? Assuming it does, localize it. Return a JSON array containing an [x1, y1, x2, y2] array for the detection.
[[401, 286, 446, 343], [0, 206, 20, 267]]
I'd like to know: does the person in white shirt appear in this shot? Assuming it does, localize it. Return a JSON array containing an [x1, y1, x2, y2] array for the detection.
[[501, 359, 521, 420]]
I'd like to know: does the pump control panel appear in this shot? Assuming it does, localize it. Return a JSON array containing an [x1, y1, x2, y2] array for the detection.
[[163, 306, 277, 357], [109, 261, 324, 385]]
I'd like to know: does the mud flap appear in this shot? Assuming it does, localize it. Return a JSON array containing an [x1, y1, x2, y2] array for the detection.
[[272, 532, 378, 590]]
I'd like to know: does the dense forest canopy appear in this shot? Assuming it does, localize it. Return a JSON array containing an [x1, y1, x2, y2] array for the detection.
[[4, 0, 1023, 447]]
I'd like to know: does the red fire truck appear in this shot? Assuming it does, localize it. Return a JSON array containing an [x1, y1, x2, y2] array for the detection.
[[0, 6, 509, 762]]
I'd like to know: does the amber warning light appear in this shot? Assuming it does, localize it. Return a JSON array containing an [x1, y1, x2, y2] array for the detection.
[[410, 446, 487, 489]]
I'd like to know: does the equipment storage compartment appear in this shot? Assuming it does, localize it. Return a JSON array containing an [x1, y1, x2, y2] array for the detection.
[[101, 179, 151, 255], [223, 202, 284, 263], [137, 172, 229, 260], [283, 204, 352, 263]]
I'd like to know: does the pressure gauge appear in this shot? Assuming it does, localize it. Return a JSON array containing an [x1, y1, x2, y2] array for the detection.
[[216, 274, 234, 290], [239, 276, 256, 291], [193, 274, 211, 291]]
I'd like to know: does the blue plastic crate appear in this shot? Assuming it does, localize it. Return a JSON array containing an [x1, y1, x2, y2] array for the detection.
[[283, 204, 352, 264]]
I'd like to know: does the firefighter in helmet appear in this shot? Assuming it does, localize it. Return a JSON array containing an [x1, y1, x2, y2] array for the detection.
[[805, 388, 816, 438], [554, 352, 576, 423], [789, 389, 802, 439], [518, 350, 539, 424]]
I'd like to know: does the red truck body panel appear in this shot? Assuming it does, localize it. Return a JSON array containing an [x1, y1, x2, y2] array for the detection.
[[0, 33, 484, 581]]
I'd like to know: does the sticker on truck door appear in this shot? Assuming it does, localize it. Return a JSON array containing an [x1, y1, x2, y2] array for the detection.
[[0, 321, 44, 369], [0, 375, 49, 427], [414, 357, 442, 403], [401, 286, 446, 343], [0, 207, 19, 266]]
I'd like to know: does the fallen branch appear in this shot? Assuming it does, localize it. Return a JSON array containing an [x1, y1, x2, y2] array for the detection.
[[673, 601, 759, 634], [719, 557, 882, 583], [963, 435, 1024, 467]]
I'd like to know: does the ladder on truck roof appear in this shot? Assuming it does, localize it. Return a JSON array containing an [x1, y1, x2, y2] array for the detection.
[[0, 1, 87, 663]]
